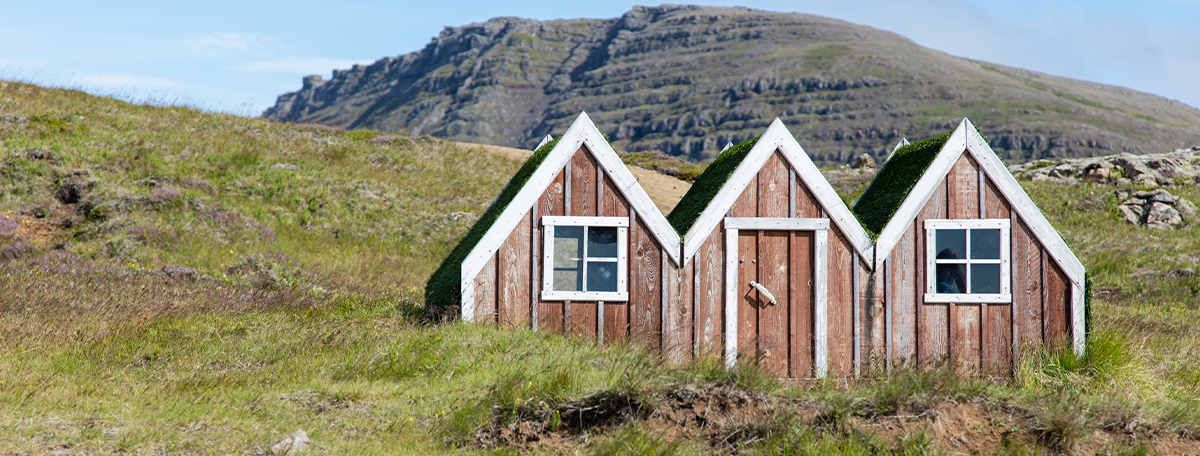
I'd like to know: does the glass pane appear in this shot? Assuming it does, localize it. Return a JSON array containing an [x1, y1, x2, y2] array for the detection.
[[935, 229, 966, 261], [971, 264, 1001, 294], [970, 229, 1001, 260], [588, 226, 618, 258], [553, 226, 583, 291], [935, 263, 966, 293], [554, 270, 581, 291], [587, 261, 619, 292]]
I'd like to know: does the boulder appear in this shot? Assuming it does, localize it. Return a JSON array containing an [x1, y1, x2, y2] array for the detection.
[[1177, 199, 1198, 221], [271, 430, 310, 456], [1112, 155, 1168, 186], [1144, 202, 1182, 229], [1116, 188, 1194, 229], [1117, 204, 1144, 225], [851, 153, 876, 169]]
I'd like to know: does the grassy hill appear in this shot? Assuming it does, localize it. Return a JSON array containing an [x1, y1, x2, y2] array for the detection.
[[4, 81, 1200, 454], [264, 5, 1200, 167]]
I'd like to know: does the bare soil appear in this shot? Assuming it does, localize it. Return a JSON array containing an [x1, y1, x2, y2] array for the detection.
[[476, 383, 1200, 454]]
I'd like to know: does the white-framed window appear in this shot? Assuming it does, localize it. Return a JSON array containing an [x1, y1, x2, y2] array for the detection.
[[541, 216, 629, 302], [923, 219, 1011, 303]]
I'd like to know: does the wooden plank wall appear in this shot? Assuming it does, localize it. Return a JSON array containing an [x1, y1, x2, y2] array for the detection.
[[681, 150, 865, 377], [602, 172, 631, 344], [885, 151, 1071, 376], [757, 155, 790, 376], [983, 177, 1013, 375], [693, 227, 725, 359]]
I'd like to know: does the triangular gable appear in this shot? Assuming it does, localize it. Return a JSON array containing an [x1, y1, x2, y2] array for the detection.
[[674, 118, 875, 266], [454, 112, 682, 320], [886, 138, 909, 161], [869, 118, 1087, 355]]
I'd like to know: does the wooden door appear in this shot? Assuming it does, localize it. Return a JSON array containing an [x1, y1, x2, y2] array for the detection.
[[736, 229, 815, 378]]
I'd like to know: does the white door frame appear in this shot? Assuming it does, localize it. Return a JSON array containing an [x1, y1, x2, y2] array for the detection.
[[723, 217, 829, 378]]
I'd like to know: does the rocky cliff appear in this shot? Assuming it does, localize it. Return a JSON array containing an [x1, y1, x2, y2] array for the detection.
[[264, 5, 1200, 166]]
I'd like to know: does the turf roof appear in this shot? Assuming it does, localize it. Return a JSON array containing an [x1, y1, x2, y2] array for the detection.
[[851, 130, 953, 237], [666, 136, 761, 235], [425, 136, 561, 310]]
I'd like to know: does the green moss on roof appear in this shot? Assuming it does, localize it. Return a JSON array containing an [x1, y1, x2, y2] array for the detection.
[[667, 136, 760, 235], [425, 136, 561, 309], [852, 131, 952, 237], [852, 126, 990, 237]]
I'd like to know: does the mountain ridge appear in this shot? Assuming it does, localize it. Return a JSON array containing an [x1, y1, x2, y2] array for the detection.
[[263, 5, 1200, 166]]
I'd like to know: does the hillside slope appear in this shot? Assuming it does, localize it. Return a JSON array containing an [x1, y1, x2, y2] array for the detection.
[[264, 4, 1200, 166]]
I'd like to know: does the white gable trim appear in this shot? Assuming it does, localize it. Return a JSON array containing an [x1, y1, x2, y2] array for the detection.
[[458, 112, 681, 321], [886, 138, 910, 161], [681, 118, 875, 267], [872, 118, 1087, 356]]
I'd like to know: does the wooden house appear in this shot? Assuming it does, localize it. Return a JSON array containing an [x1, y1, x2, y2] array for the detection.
[[426, 114, 1087, 379], [664, 119, 877, 379], [853, 119, 1087, 376], [425, 113, 682, 345]]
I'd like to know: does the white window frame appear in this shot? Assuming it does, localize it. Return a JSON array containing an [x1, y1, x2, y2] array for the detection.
[[923, 219, 1011, 303], [541, 216, 629, 302]]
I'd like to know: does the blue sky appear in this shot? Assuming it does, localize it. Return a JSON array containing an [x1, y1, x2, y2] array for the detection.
[[3, 1, 1198, 116]]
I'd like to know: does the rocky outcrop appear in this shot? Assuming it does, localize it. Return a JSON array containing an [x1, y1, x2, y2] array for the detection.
[[1011, 147, 1200, 188], [1009, 148, 1200, 230], [262, 5, 1200, 167], [1114, 189, 1197, 229]]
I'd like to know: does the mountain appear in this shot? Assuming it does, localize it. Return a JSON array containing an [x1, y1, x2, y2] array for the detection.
[[262, 5, 1200, 166]]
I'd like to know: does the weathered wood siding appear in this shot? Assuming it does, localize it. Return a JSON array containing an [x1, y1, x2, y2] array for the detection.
[[678, 150, 868, 378], [468, 145, 671, 352], [883, 151, 1071, 376]]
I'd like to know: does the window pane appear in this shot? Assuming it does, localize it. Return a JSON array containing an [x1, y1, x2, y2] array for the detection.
[[970, 264, 1001, 294], [588, 227, 618, 258], [935, 229, 966, 261], [587, 261, 619, 292], [970, 229, 1001, 260], [553, 226, 583, 291], [935, 263, 966, 293]]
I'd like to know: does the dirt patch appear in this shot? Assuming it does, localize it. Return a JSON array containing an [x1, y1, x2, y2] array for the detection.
[[475, 384, 1200, 454], [476, 384, 779, 452]]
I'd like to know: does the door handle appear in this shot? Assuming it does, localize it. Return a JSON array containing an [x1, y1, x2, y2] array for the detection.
[[748, 281, 777, 306]]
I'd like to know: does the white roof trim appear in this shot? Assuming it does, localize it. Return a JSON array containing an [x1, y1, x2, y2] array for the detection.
[[680, 117, 875, 267], [459, 112, 682, 318], [887, 138, 910, 161]]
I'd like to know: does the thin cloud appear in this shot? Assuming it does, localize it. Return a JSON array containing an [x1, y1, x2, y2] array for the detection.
[[230, 57, 376, 74], [74, 72, 181, 89], [183, 32, 278, 56], [0, 58, 50, 67]]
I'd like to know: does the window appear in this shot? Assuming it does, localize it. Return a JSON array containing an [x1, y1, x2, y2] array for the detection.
[[541, 216, 628, 301], [924, 219, 1011, 303]]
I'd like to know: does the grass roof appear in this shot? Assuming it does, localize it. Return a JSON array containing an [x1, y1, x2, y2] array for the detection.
[[851, 131, 953, 237], [666, 136, 761, 235], [425, 137, 561, 309], [852, 126, 992, 237]]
